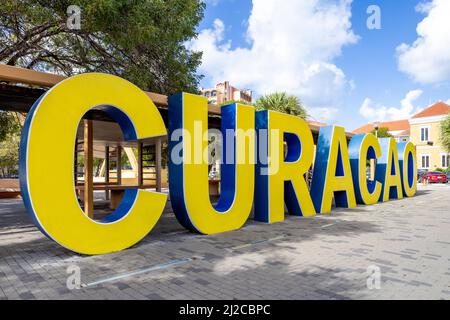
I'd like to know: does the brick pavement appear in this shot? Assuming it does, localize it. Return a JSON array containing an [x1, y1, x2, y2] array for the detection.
[[0, 184, 449, 300]]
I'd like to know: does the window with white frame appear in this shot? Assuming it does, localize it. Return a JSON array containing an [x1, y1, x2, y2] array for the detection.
[[420, 127, 429, 142], [421, 155, 430, 169], [441, 154, 450, 168]]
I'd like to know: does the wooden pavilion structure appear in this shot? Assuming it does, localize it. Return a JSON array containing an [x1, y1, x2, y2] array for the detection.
[[0, 64, 354, 218]]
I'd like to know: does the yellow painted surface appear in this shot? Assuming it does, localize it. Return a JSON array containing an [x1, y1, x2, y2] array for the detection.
[[266, 111, 316, 222], [180, 93, 255, 234], [318, 127, 356, 213], [410, 122, 441, 146], [380, 138, 403, 202], [357, 134, 382, 205], [400, 142, 417, 197], [410, 121, 449, 170], [25, 73, 167, 254]]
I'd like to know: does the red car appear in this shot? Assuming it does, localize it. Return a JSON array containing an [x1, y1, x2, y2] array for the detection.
[[420, 171, 448, 183]]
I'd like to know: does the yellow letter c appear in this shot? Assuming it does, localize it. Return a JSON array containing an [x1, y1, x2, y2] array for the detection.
[[19, 73, 167, 255]]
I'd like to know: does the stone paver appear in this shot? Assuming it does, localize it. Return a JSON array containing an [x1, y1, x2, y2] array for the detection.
[[0, 184, 449, 300]]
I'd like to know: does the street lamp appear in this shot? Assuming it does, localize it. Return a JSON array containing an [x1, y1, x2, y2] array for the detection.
[[373, 121, 380, 138], [370, 121, 381, 181]]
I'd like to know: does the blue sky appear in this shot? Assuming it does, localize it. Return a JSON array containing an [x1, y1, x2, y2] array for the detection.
[[192, 0, 450, 130]]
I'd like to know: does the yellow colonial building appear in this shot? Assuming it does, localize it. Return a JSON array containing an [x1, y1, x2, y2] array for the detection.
[[354, 102, 450, 171], [409, 102, 450, 170]]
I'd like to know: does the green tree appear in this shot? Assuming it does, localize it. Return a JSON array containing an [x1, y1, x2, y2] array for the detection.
[[0, 111, 22, 142], [371, 127, 392, 138], [0, 112, 23, 177], [0, 0, 204, 94], [440, 113, 450, 152], [255, 92, 308, 118], [0, 130, 20, 178]]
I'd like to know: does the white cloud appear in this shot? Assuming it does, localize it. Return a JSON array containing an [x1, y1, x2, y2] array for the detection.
[[308, 107, 339, 121], [397, 0, 450, 84], [204, 0, 221, 6], [359, 89, 423, 121], [190, 0, 358, 122]]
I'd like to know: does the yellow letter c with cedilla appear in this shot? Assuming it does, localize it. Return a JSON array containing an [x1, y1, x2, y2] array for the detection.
[[19, 73, 167, 255]]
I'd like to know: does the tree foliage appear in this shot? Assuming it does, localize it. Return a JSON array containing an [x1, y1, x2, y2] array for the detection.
[[0, 112, 23, 177], [0, 135, 20, 177], [0, 111, 22, 142], [441, 113, 450, 152], [255, 92, 308, 118], [0, 0, 205, 94], [370, 127, 392, 138]]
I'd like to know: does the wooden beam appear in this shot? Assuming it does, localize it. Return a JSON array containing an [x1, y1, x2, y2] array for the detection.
[[0, 64, 355, 138], [138, 142, 143, 186], [0, 64, 65, 87], [144, 92, 168, 107], [74, 138, 78, 186], [105, 146, 110, 201], [370, 159, 376, 181], [0, 65, 169, 107], [155, 139, 162, 192], [0, 63, 222, 114], [83, 119, 94, 219], [116, 145, 122, 185]]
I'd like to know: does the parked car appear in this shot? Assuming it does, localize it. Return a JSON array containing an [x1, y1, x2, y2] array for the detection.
[[447, 172, 450, 182], [420, 171, 448, 183]]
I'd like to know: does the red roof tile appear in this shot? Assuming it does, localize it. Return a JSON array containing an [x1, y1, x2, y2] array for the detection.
[[353, 119, 410, 134], [307, 120, 327, 127], [412, 102, 450, 118]]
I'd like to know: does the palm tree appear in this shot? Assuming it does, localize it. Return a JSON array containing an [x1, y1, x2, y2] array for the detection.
[[440, 113, 450, 152], [255, 92, 308, 119], [371, 127, 392, 138]]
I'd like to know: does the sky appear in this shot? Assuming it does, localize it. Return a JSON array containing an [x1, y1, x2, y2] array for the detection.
[[189, 0, 450, 131]]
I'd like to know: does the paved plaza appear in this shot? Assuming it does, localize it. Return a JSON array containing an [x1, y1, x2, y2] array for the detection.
[[0, 184, 449, 300]]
